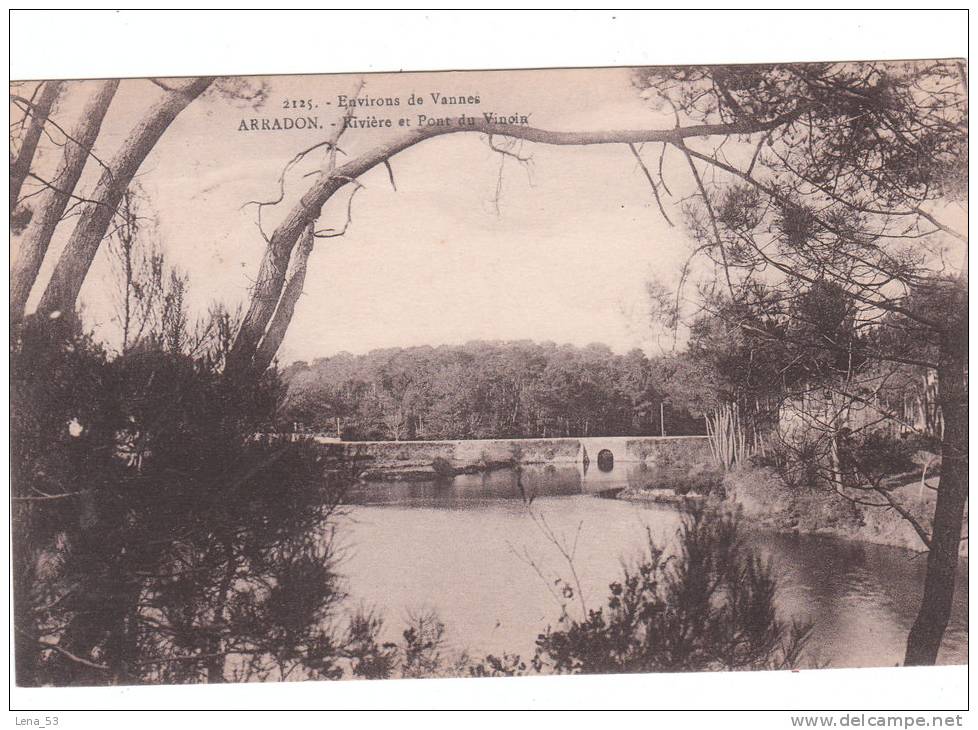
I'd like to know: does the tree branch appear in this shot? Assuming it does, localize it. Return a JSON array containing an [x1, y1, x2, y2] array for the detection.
[[628, 143, 673, 226], [37, 77, 214, 317], [228, 112, 797, 372], [11, 79, 119, 318], [10, 80, 64, 211], [678, 145, 949, 332]]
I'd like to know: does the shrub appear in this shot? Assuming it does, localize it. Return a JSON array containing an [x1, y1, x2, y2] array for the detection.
[[647, 466, 724, 496], [431, 456, 456, 478], [685, 467, 725, 496], [11, 317, 367, 686], [841, 430, 925, 483], [533, 507, 812, 673]]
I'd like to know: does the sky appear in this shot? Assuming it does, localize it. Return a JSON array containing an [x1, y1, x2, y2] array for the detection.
[[17, 67, 711, 364], [17, 62, 969, 364]]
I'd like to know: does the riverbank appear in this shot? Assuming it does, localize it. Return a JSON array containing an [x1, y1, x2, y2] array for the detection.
[[618, 464, 968, 557]]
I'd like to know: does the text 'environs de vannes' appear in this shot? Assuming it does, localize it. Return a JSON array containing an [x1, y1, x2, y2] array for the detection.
[[237, 91, 531, 132]]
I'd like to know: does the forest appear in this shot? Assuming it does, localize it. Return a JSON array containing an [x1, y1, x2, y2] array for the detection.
[[279, 341, 710, 441]]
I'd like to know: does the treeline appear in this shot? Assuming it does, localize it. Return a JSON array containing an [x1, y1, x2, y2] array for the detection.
[[280, 341, 711, 441]]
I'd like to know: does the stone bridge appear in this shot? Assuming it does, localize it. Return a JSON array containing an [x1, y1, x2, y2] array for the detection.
[[289, 433, 712, 481]]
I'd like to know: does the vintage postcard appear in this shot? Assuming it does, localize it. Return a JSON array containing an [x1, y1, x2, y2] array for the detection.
[[9, 44, 968, 706]]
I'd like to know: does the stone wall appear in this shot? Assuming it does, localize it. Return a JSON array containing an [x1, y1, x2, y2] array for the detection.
[[304, 435, 712, 480]]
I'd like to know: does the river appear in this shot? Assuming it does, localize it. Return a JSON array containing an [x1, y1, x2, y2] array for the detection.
[[339, 464, 967, 669]]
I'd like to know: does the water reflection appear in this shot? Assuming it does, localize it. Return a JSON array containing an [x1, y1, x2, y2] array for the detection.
[[341, 465, 967, 668], [346, 461, 674, 505]]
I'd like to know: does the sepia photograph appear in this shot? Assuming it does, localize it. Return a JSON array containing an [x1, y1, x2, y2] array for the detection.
[[6, 9, 969, 718]]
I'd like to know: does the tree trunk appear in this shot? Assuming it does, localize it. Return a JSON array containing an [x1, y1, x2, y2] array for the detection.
[[11, 80, 119, 318], [250, 224, 315, 374], [228, 114, 786, 374], [36, 77, 213, 317], [10, 80, 64, 212], [904, 330, 968, 665]]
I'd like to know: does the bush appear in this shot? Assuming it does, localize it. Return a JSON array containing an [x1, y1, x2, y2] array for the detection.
[[841, 430, 927, 483], [533, 507, 812, 673], [681, 467, 725, 496], [11, 317, 368, 686], [431, 456, 456, 478], [645, 466, 724, 496]]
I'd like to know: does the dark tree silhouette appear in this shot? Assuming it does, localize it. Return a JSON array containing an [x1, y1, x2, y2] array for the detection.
[[632, 61, 967, 665], [10, 315, 365, 685]]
